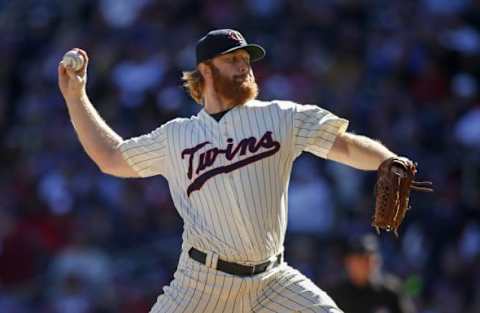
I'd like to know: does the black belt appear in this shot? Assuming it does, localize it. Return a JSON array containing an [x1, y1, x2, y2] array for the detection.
[[188, 247, 282, 277]]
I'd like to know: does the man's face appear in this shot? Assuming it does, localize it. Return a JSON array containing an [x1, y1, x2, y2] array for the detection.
[[345, 253, 378, 286], [209, 49, 258, 105]]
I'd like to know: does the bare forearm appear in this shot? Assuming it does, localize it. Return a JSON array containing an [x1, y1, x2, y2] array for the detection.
[[58, 49, 137, 177], [65, 93, 123, 170], [327, 132, 396, 170]]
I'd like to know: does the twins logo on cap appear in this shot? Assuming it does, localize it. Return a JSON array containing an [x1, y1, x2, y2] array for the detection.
[[228, 31, 245, 44]]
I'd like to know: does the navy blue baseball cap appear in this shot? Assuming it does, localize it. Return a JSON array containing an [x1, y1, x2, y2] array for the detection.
[[196, 29, 266, 65], [345, 235, 379, 255]]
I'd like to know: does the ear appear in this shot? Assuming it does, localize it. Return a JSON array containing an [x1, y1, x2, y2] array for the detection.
[[198, 63, 212, 79]]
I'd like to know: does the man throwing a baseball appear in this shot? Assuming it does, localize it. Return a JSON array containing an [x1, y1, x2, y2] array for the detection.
[[59, 29, 412, 312]]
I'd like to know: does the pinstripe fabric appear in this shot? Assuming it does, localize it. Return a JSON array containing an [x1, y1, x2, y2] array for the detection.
[[120, 100, 348, 312], [293, 104, 349, 159], [149, 250, 343, 313], [252, 265, 343, 313], [119, 100, 348, 264], [119, 124, 169, 177]]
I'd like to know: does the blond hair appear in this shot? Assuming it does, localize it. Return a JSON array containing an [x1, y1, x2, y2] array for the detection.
[[182, 69, 205, 104]]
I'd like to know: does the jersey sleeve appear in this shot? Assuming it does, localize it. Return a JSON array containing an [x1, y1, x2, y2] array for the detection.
[[118, 125, 169, 177], [293, 103, 349, 158]]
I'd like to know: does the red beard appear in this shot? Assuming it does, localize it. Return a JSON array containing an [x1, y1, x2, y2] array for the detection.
[[210, 64, 258, 106]]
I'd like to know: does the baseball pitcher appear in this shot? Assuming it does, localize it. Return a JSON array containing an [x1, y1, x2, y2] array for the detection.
[[58, 29, 430, 312]]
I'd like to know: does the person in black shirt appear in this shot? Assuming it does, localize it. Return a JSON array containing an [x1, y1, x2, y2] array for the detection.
[[328, 235, 415, 313]]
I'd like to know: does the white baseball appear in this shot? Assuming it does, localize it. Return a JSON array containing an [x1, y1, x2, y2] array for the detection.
[[62, 50, 85, 71]]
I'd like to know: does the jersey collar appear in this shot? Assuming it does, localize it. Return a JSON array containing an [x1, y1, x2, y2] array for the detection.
[[198, 101, 252, 124]]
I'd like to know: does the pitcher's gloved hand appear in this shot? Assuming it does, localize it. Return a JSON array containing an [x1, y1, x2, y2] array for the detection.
[[372, 157, 433, 236]]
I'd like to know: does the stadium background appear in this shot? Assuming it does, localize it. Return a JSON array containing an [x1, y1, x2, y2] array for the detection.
[[0, 0, 479, 312]]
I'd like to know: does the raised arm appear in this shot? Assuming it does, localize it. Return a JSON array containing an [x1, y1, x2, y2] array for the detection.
[[327, 132, 397, 171], [58, 48, 138, 177]]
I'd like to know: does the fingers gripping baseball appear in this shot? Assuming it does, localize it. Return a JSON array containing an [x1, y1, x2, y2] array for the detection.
[[58, 48, 89, 99]]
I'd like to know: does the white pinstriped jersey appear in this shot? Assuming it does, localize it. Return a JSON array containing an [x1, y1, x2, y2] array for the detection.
[[120, 100, 348, 263]]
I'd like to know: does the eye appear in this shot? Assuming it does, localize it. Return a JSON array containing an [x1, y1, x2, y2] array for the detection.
[[238, 55, 250, 66]]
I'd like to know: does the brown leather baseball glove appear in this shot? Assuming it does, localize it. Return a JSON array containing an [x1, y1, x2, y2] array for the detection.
[[372, 157, 433, 236]]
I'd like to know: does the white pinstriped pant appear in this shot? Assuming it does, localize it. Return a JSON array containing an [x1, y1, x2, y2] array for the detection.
[[149, 250, 343, 313]]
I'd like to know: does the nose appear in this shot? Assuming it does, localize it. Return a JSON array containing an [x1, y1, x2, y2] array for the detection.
[[238, 60, 249, 74]]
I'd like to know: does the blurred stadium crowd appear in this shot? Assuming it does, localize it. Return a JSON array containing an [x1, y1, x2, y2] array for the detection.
[[0, 0, 479, 312]]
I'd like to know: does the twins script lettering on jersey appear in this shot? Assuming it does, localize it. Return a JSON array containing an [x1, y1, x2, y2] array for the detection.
[[181, 131, 280, 196]]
